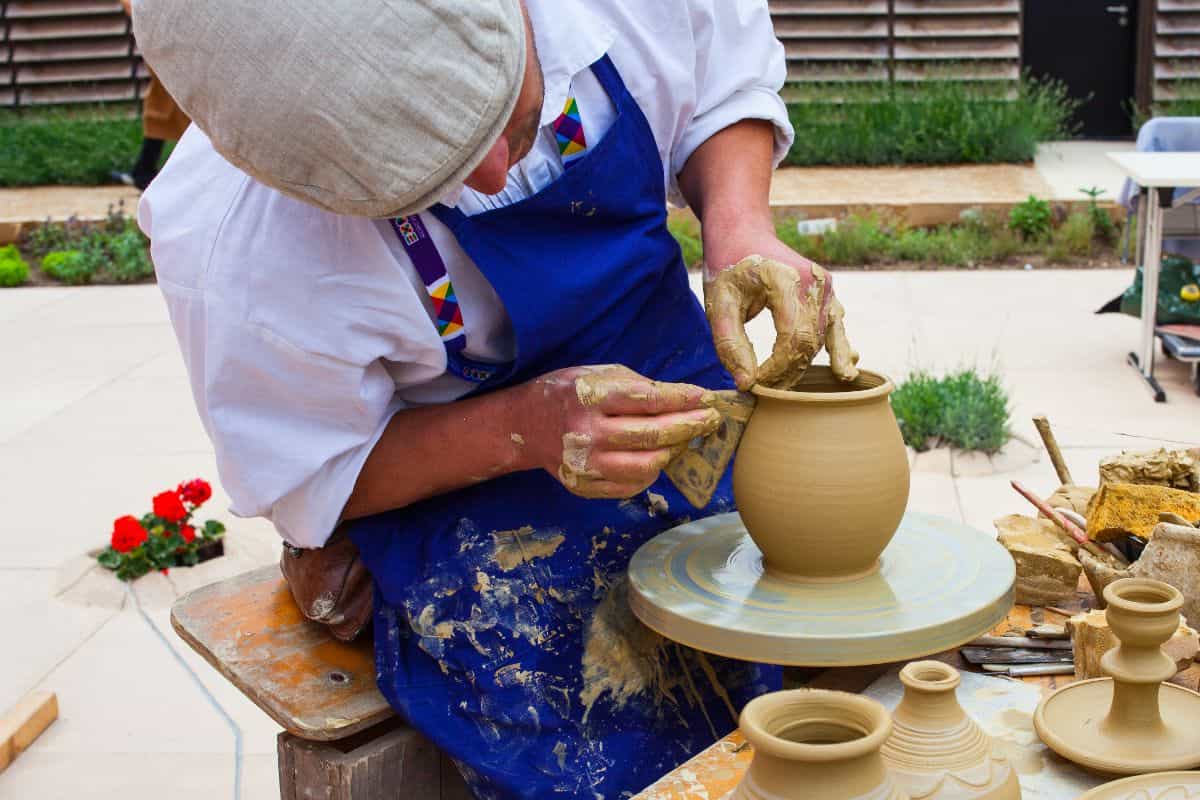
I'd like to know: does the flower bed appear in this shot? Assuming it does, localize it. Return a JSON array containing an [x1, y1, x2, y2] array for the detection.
[[96, 478, 226, 581]]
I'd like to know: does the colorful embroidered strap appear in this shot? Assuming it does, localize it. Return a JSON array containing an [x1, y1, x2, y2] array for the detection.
[[552, 91, 587, 167], [389, 215, 502, 384]]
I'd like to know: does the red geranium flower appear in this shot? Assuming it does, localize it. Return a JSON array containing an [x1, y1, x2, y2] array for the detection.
[[180, 524, 196, 544], [111, 515, 148, 553], [152, 490, 188, 523], [178, 479, 212, 507]]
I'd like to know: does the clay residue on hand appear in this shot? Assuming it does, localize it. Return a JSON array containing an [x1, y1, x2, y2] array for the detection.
[[704, 254, 859, 390], [491, 525, 566, 572], [579, 576, 674, 722]]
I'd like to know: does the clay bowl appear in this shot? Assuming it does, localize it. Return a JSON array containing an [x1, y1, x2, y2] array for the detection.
[[733, 366, 910, 581], [732, 689, 903, 800]]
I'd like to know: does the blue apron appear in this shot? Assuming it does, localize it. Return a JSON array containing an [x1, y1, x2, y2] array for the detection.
[[349, 55, 779, 800]]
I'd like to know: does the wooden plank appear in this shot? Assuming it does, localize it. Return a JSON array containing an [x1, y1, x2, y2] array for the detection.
[[1158, 14, 1200, 36], [894, 16, 1019, 37], [894, 0, 1019, 14], [774, 17, 889, 38], [171, 564, 393, 742], [6, 16, 128, 41], [16, 81, 141, 104], [10, 38, 135, 63], [769, 1, 888, 16], [16, 58, 134, 84], [0, 691, 58, 773], [5, 0, 123, 18], [277, 722, 467, 800], [895, 60, 1018, 81], [1157, 36, 1200, 58], [894, 37, 1019, 60], [784, 39, 890, 61], [1156, 59, 1200, 80], [787, 62, 890, 82]]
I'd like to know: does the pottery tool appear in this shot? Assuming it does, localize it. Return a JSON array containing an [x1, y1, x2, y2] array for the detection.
[[981, 663, 1075, 677], [1010, 480, 1128, 565], [968, 635, 1072, 650], [627, 512, 1015, 667], [1033, 415, 1074, 485], [664, 390, 754, 509], [960, 647, 1073, 666], [1027, 624, 1069, 639]]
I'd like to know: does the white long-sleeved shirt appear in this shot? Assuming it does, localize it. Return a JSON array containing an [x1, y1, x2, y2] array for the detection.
[[140, 0, 794, 548]]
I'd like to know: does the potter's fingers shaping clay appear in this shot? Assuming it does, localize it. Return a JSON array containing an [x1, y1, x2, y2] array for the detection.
[[755, 260, 825, 391], [581, 374, 711, 416], [587, 448, 675, 484], [704, 261, 761, 390], [599, 408, 721, 450], [824, 297, 860, 382]]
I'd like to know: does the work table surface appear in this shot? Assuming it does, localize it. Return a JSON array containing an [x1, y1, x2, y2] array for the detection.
[[633, 592, 1200, 800]]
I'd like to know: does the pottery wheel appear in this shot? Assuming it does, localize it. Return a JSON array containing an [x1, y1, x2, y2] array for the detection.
[[627, 512, 1014, 667], [1034, 679, 1200, 775]]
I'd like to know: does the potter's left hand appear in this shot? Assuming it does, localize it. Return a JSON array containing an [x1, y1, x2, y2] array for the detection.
[[704, 249, 859, 391]]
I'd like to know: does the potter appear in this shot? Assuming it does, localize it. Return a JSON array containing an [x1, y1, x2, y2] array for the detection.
[[133, 0, 863, 796], [735, 367, 911, 580]]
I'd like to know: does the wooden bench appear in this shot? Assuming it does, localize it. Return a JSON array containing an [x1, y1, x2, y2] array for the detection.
[[171, 564, 471, 800]]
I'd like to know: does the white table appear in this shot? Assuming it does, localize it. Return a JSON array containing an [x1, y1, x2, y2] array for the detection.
[[1107, 151, 1200, 402]]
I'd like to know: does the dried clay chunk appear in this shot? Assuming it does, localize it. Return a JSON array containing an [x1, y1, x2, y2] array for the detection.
[[995, 514, 1081, 607], [1041, 484, 1097, 519], [1099, 448, 1200, 493], [1087, 482, 1200, 542]]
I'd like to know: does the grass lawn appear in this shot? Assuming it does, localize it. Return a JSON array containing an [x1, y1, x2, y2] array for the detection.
[[0, 105, 158, 187]]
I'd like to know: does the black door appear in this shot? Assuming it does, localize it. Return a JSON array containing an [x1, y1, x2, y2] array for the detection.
[[1023, 0, 1138, 138]]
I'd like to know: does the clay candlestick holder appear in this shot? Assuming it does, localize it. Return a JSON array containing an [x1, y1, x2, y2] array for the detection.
[[1033, 578, 1200, 775], [734, 366, 911, 581], [881, 661, 1021, 800], [731, 689, 908, 800]]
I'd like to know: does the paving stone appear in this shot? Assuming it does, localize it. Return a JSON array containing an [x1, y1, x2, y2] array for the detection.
[[0, 570, 116, 711], [906, 472, 962, 522], [130, 569, 178, 609], [53, 561, 128, 611], [988, 437, 1043, 475], [951, 450, 994, 478], [911, 446, 952, 475], [25, 608, 238, 755]]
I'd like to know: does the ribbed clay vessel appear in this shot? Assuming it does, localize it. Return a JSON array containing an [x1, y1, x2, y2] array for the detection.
[[731, 689, 909, 800], [734, 367, 910, 580], [881, 662, 1021, 800]]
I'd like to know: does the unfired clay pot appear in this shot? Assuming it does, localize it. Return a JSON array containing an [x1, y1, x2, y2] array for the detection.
[[734, 367, 910, 580], [732, 689, 908, 800], [881, 662, 1021, 800]]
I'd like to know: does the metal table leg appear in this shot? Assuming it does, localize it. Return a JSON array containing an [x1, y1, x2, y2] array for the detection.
[[1127, 186, 1168, 402]]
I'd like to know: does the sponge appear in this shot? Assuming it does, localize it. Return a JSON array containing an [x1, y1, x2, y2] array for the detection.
[[1087, 482, 1200, 541]]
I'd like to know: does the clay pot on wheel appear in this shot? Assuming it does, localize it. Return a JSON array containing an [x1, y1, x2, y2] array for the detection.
[[734, 367, 910, 580], [881, 661, 1021, 800], [732, 689, 908, 800]]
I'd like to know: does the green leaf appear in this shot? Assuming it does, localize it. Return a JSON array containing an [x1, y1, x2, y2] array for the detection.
[[96, 549, 121, 569]]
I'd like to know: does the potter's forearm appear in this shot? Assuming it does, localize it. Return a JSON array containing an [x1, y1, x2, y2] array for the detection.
[[341, 386, 529, 521], [677, 119, 778, 272]]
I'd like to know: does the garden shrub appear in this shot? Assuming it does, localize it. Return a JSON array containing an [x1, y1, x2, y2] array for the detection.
[[0, 107, 144, 187], [785, 73, 1079, 167], [1008, 196, 1053, 241], [106, 225, 155, 283], [1047, 211, 1096, 262], [42, 249, 97, 285], [891, 369, 1011, 453], [0, 244, 30, 287]]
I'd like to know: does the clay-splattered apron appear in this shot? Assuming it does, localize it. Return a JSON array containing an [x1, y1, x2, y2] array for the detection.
[[348, 55, 780, 799]]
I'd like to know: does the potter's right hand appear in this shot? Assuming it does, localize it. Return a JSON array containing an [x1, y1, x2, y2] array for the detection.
[[513, 365, 721, 499]]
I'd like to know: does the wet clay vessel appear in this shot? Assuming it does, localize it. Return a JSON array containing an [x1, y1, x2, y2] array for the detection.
[[1077, 772, 1200, 799], [731, 689, 909, 800], [1034, 578, 1200, 775], [881, 662, 1021, 800], [734, 367, 910, 580]]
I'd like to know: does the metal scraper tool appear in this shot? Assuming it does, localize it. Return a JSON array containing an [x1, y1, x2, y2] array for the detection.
[[665, 390, 756, 509]]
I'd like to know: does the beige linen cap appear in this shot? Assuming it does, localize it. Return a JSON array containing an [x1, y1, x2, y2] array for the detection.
[[133, 0, 526, 217]]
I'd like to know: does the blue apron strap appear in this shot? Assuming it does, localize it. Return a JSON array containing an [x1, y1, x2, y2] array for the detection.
[[389, 215, 506, 385]]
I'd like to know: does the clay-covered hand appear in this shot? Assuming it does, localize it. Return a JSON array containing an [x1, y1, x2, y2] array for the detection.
[[514, 365, 722, 500], [705, 255, 859, 391]]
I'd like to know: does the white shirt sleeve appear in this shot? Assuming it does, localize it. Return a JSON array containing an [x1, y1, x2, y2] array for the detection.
[[141, 131, 448, 548], [670, 0, 795, 190]]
